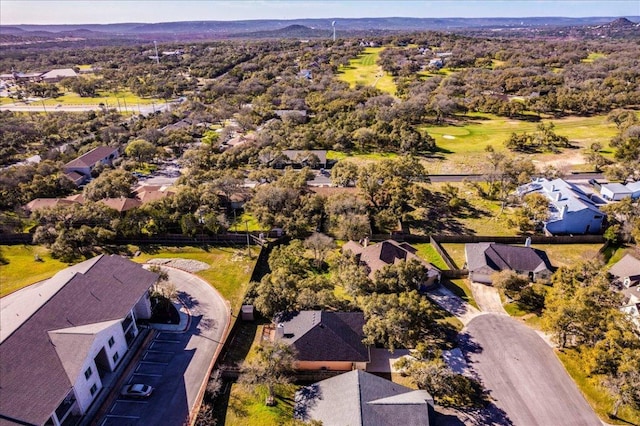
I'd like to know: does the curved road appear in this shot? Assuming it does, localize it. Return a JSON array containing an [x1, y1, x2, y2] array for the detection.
[[461, 314, 601, 426], [98, 267, 230, 426]]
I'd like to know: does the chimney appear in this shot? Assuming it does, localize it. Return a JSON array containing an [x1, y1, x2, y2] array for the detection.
[[555, 192, 562, 201], [363, 237, 369, 247], [561, 204, 568, 218], [525, 237, 532, 247], [275, 323, 284, 340]]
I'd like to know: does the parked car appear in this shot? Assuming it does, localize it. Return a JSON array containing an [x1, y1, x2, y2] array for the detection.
[[120, 383, 154, 398]]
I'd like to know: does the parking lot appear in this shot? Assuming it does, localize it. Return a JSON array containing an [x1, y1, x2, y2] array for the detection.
[[100, 333, 183, 426], [96, 267, 230, 426]]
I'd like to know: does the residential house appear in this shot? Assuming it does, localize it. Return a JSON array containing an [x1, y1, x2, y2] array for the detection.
[[281, 149, 327, 169], [98, 197, 142, 213], [626, 181, 640, 199], [24, 197, 80, 213], [274, 311, 370, 371], [464, 242, 553, 284], [63, 146, 120, 185], [517, 178, 605, 234], [40, 68, 78, 83], [0, 255, 158, 426], [294, 369, 433, 426], [609, 254, 640, 288], [343, 239, 441, 288], [600, 183, 632, 201]]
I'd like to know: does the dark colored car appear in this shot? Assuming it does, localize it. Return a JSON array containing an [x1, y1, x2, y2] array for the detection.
[[120, 383, 154, 398]]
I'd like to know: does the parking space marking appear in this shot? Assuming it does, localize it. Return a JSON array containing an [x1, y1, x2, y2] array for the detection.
[[132, 371, 162, 377], [115, 400, 149, 404], [105, 414, 140, 419], [140, 360, 169, 365]]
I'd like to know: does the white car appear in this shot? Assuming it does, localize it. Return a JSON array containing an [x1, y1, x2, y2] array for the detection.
[[120, 383, 154, 398]]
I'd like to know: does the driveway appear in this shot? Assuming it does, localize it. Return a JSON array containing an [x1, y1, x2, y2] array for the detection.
[[461, 314, 601, 426], [469, 281, 507, 314], [97, 267, 230, 426]]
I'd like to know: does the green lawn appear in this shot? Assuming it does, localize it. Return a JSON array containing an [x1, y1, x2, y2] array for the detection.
[[529, 243, 604, 268], [439, 243, 466, 269], [40, 89, 158, 107], [230, 212, 263, 233], [412, 243, 450, 270], [133, 246, 255, 313], [558, 349, 640, 425], [337, 47, 397, 95], [581, 52, 606, 63], [422, 113, 618, 174], [0, 245, 69, 297], [225, 384, 297, 426], [327, 150, 399, 163]]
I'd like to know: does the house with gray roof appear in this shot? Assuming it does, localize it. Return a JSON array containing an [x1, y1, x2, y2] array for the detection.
[[294, 369, 433, 426], [609, 254, 640, 288], [465, 242, 553, 284], [281, 149, 327, 169], [517, 177, 605, 234], [343, 239, 441, 288], [600, 183, 633, 201], [274, 311, 370, 371], [0, 255, 158, 426]]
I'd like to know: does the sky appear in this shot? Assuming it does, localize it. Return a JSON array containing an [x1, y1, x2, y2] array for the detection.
[[1, 0, 639, 25]]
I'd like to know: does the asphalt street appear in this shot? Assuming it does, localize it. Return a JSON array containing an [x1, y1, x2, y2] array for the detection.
[[462, 314, 601, 426], [98, 267, 230, 426]]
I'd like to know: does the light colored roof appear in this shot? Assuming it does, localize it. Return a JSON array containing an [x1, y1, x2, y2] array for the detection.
[[48, 319, 121, 382], [601, 183, 632, 195], [282, 149, 327, 164], [626, 181, 640, 192], [517, 178, 603, 220], [609, 254, 640, 280], [40, 68, 77, 79], [294, 370, 432, 425], [137, 190, 174, 204]]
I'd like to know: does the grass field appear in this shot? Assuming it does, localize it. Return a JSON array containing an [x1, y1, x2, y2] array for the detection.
[[422, 113, 619, 174], [337, 47, 397, 95], [558, 349, 640, 425], [0, 245, 69, 297], [581, 52, 606, 63], [225, 383, 297, 426], [133, 246, 255, 313], [412, 243, 450, 270], [529, 243, 604, 267], [440, 243, 467, 269], [40, 89, 158, 107]]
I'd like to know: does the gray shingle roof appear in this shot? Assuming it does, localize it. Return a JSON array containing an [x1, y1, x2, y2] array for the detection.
[[295, 370, 432, 425], [609, 254, 640, 281], [465, 243, 553, 275], [0, 255, 158, 425], [277, 311, 369, 362]]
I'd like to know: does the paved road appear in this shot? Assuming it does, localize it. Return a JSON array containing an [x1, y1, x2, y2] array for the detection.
[[98, 267, 230, 426], [0, 103, 169, 115], [461, 314, 601, 426]]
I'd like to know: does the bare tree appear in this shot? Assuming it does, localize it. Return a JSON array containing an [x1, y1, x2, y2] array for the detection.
[[304, 232, 335, 268], [239, 341, 297, 406]]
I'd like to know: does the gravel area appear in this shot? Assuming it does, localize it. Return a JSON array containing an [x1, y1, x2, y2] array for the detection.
[[146, 258, 210, 273]]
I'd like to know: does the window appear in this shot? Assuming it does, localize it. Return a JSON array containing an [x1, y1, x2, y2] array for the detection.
[[594, 215, 603, 219], [84, 367, 92, 380], [108, 336, 115, 348], [90, 384, 98, 396], [112, 352, 119, 364]]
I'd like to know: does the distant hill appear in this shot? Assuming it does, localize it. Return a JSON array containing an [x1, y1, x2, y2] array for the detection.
[[1, 16, 638, 42]]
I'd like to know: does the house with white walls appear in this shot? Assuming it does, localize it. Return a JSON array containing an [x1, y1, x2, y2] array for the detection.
[[0, 255, 158, 426]]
